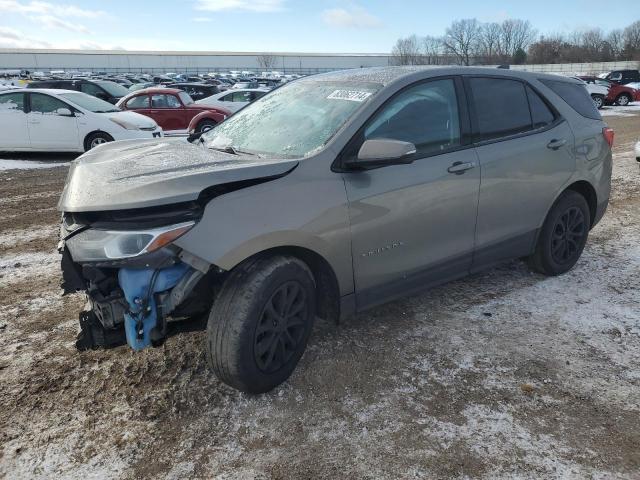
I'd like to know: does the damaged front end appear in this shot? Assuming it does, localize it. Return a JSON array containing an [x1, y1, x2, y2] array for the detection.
[[59, 203, 219, 351]]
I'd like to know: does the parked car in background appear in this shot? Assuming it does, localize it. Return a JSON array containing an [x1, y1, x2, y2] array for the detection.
[[59, 67, 612, 393], [635, 139, 640, 162], [166, 83, 220, 101], [129, 82, 156, 91], [109, 77, 134, 88], [572, 78, 608, 109], [27, 79, 130, 104], [152, 75, 173, 85], [195, 88, 270, 113], [0, 89, 162, 152], [231, 80, 259, 89], [116, 87, 230, 135], [579, 76, 640, 106], [600, 70, 640, 85]]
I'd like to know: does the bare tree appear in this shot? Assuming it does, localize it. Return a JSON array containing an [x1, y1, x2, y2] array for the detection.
[[580, 28, 606, 61], [257, 54, 278, 70], [479, 22, 501, 63], [607, 29, 625, 58], [510, 19, 537, 55], [443, 19, 481, 65], [623, 20, 640, 57], [422, 35, 444, 64], [391, 35, 424, 65]]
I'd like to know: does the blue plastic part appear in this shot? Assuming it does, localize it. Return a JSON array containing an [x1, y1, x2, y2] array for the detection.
[[118, 263, 191, 351]]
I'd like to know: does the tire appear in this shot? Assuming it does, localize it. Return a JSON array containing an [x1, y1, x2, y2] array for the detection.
[[84, 132, 113, 151], [591, 94, 604, 109], [206, 255, 316, 394], [527, 190, 591, 276], [196, 119, 217, 134], [615, 93, 631, 106]]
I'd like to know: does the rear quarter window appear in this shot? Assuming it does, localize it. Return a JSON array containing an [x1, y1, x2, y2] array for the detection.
[[540, 79, 601, 120]]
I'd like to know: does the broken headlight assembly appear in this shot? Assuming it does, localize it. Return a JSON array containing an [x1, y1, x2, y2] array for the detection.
[[65, 221, 194, 262]]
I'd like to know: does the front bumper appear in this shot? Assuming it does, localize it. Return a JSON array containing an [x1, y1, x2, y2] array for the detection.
[[111, 127, 164, 142], [60, 240, 209, 351]]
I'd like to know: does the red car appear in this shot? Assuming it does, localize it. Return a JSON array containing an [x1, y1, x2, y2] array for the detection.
[[116, 88, 230, 135], [579, 76, 640, 106]]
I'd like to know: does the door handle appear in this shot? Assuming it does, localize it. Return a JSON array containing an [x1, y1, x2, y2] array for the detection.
[[447, 161, 476, 175], [547, 139, 567, 150]]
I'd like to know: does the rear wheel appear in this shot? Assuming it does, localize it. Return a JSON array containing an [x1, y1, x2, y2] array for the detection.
[[591, 94, 605, 109], [196, 119, 217, 134], [206, 255, 316, 393], [527, 191, 590, 276], [616, 93, 631, 106], [84, 132, 114, 151]]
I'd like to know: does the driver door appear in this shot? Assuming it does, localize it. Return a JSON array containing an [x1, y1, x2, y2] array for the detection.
[[341, 78, 481, 309]]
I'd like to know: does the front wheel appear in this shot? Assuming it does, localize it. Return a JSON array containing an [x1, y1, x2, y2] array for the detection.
[[206, 255, 316, 393], [591, 94, 605, 109], [527, 191, 590, 276], [84, 132, 113, 151]]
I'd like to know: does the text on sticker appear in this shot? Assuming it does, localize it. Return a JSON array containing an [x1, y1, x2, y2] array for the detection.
[[327, 90, 373, 102]]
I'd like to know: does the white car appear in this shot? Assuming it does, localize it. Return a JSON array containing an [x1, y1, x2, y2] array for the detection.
[[635, 139, 640, 162], [195, 88, 270, 113], [0, 89, 162, 152], [569, 76, 609, 109]]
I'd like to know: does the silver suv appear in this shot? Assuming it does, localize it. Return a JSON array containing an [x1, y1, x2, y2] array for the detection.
[[59, 67, 613, 393]]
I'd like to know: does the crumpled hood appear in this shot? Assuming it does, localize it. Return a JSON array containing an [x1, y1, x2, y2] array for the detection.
[[58, 138, 298, 212]]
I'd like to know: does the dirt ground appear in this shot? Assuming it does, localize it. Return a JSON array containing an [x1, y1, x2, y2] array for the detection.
[[0, 109, 639, 479]]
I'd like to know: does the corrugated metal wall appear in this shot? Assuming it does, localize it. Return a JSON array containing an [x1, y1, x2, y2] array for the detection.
[[0, 49, 393, 74]]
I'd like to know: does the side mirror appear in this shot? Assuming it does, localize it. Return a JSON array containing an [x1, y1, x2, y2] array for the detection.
[[346, 139, 416, 169], [56, 107, 74, 117]]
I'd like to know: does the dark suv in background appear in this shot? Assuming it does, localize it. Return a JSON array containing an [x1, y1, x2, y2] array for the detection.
[[27, 79, 130, 104], [602, 69, 640, 85]]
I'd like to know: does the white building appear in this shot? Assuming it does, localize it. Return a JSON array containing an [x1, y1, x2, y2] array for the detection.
[[0, 48, 394, 75]]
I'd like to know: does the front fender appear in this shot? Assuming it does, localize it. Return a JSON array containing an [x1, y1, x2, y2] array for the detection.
[[173, 161, 354, 296]]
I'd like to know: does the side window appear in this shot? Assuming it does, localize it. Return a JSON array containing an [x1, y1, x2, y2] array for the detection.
[[364, 78, 461, 156], [540, 79, 600, 120], [151, 94, 169, 108], [151, 94, 181, 108], [526, 86, 555, 128], [126, 95, 149, 109], [231, 91, 252, 102], [80, 82, 104, 96], [220, 94, 233, 102], [166, 94, 182, 108], [29, 93, 69, 114], [0, 93, 25, 112], [469, 78, 531, 141]]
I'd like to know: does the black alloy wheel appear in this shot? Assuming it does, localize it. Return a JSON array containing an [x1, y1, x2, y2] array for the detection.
[[550, 206, 586, 265], [254, 281, 309, 374]]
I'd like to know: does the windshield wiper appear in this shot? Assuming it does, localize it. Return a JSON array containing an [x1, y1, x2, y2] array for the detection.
[[209, 145, 256, 156]]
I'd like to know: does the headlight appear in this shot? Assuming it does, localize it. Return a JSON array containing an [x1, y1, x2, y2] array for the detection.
[[109, 117, 140, 130], [66, 222, 194, 262]]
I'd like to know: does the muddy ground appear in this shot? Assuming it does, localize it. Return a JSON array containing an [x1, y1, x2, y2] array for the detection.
[[0, 110, 639, 479]]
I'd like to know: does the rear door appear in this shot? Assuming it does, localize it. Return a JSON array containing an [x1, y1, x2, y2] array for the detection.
[[341, 77, 481, 309], [27, 92, 80, 150], [0, 92, 30, 149], [467, 76, 575, 270]]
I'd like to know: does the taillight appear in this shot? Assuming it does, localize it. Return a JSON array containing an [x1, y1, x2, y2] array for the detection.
[[603, 127, 614, 148]]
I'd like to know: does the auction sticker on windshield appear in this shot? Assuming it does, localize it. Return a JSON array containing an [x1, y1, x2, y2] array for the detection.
[[327, 90, 373, 102]]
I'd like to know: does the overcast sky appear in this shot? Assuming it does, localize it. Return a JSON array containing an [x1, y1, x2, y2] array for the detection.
[[0, 0, 633, 53]]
